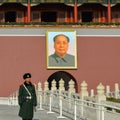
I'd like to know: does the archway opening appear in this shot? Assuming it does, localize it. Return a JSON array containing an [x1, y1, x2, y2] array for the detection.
[[5, 11, 16, 22], [47, 71, 78, 92]]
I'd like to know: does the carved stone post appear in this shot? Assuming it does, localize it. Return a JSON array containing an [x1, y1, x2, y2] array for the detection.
[[106, 85, 110, 97], [37, 82, 43, 110], [44, 81, 49, 91], [96, 83, 106, 120], [90, 89, 94, 97], [115, 83, 119, 99], [80, 81, 88, 117], [68, 79, 75, 110], [59, 78, 65, 91], [68, 79, 75, 93], [51, 79, 57, 91], [80, 81, 88, 99], [44, 81, 49, 105]]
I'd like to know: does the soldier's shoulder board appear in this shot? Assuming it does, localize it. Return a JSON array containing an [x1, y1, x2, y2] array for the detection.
[[20, 84, 24, 87]]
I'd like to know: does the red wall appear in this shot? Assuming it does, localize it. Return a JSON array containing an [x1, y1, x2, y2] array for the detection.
[[0, 36, 120, 96]]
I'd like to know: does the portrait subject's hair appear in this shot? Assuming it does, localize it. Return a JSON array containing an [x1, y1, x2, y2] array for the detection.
[[53, 34, 70, 43]]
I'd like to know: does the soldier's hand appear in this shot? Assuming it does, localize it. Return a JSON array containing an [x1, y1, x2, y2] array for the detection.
[[26, 96, 31, 99]]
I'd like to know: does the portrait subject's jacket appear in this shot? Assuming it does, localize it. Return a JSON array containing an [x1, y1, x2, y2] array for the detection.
[[18, 82, 37, 119], [49, 53, 75, 67]]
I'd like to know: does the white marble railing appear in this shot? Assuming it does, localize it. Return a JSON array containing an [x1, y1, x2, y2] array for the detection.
[[106, 83, 120, 99], [0, 97, 9, 105], [1, 80, 120, 120], [38, 90, 120, 120]]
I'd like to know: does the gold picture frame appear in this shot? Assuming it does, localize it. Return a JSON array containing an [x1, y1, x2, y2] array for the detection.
[[46, 30, 77, 69]]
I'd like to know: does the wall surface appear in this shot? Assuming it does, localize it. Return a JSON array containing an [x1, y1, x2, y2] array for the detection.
[[0, 28, 120, 96]]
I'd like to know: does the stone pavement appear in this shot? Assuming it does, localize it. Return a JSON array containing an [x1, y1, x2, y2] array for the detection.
[[0, 105, 71, 120]]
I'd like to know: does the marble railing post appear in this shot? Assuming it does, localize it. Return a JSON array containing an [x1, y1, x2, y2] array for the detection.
[[37, 81, 43, 110], [68, 79, 75, 111], [59, 78, 65, 91], [44, 81, 49, 91], [96, 83, 106, 120], [90, 89, 94, 97], [80, 81, 88, 117], [106, 85, 110, 97], [115, 83, 119, 99], [57, 79, 66, 118], [68, 79, 75, 93], [43, 81, 49, 104], [51, 79, 57, 91]]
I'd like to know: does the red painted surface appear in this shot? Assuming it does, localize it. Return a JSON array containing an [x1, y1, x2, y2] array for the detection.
[[101, 11, 106, 23], [107, 3, 111, 23], [0, 36, 46, 96], [27, 3, 31, 22], [74, 2, 78, 22], [0, 36, 120, 96]]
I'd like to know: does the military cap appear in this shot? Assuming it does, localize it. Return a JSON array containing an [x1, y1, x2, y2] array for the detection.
[[23, 73, 32, 79]]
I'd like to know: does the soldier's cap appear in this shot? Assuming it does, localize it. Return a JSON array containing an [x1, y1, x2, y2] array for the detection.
[[23, 73, 32, 79]]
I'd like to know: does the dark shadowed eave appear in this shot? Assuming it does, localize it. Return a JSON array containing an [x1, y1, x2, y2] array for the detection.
[[0, 0, 74, 6], [0, 0, 119, 5], [0, 0, 119, 4], [77, 0, 120, 4], [31, 0, 74, 4], [0, 0, 27, 3]]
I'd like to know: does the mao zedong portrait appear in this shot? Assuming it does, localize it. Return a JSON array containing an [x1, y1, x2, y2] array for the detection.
[[48, 34, 75, 67]]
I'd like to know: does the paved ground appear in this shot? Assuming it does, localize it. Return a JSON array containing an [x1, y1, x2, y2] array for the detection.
[[0, 105, 71, 120]]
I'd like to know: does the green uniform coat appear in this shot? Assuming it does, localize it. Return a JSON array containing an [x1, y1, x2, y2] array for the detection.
[[18, 82, 37, 119]]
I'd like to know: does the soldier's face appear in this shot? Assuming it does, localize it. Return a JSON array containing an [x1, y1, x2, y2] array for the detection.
[[25, 78, 31, 83], [54, 35, 69, 57]]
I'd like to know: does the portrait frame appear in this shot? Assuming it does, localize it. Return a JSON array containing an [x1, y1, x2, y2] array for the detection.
[[46, 30, 77, 69]]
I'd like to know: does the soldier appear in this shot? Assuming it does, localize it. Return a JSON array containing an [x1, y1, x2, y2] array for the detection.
[[18, 73, 37, 120]]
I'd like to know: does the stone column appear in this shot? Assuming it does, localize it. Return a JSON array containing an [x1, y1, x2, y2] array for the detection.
[[37, 82, 42, 103], [90, 89, 94, 97], [80, 81, 88, 99], [80, 81, 88, 117], [106, 85, 110, 97], [44, 81, 49, 91], [44, 81, 49, 104], [68, 79, 75, 93], [51, 79, 57, 91], [115, 83, 119, 99], [38, 82, 42, 91], [96, 83, 106, 120], [37, 82, 43, 110], [68, 79, 75, 110], [59, 78, 65, 91]]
